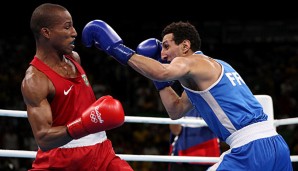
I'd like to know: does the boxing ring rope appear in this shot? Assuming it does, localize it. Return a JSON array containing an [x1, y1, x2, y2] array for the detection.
[[0, 109, 297, 127], [0, 149, 220, 163], [0, 109, 207, 126], [0, 109, 298, 163]]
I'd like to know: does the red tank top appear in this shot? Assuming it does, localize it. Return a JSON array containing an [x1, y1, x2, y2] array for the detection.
[[30, 55, 96, 126]]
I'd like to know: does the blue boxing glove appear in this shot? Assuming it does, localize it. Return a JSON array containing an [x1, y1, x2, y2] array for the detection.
[[82, 20, 135, 65], [136, 38, 174, 91]]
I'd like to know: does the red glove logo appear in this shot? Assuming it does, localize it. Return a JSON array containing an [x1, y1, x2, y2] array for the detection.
[[90, 106, 104, 124]]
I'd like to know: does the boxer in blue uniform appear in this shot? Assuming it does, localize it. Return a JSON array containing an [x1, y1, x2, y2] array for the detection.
[[81, 20, 293, 170], [135, 41, 220, 171]]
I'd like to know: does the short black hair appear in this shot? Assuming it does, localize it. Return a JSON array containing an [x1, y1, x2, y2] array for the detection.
[[161, 21, 201, 51], [30, 3, 67, 39]]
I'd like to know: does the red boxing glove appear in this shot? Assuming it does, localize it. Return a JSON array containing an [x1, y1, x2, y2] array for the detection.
[[67, 95, 125, 139]]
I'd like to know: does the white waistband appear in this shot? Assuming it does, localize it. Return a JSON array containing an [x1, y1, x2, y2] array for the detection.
[[60, 132, 107, 148], [226, 121, 278, 148]]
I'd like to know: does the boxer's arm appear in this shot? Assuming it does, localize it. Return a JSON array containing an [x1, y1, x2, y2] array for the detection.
[[135, 38, 193, 119], [128, 55, 188, 82], [159, 89, 193, 120], [21, 67, 72, 151], [81, 20, 186, 81], [82, 20, 193, 82], [81, 20, 193, 119]]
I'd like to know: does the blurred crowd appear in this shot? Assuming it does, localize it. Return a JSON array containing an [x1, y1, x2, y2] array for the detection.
[[0, 20, 298, 170]]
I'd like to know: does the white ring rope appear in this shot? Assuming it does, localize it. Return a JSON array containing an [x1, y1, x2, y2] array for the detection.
[[273, 117, 298, 127], [0, 149, 298, 163], [0, 149, 219, 163], [0, 109, 298, 162], [0, 109, 208, 126], [0, 109, 297, 127]]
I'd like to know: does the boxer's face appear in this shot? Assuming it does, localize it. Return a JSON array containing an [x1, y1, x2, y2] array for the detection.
[[161, 33, 182, 62], [45, 10, 77, 55]]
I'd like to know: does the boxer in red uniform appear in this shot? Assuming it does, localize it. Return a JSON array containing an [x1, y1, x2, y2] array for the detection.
[[21, 3, 133, 170]]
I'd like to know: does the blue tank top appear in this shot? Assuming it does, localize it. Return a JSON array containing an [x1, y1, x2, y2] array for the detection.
[[182, 51, 268, 141]]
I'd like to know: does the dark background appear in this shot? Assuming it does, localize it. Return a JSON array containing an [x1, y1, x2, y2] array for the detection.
[[1, 1, 298, 170]]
